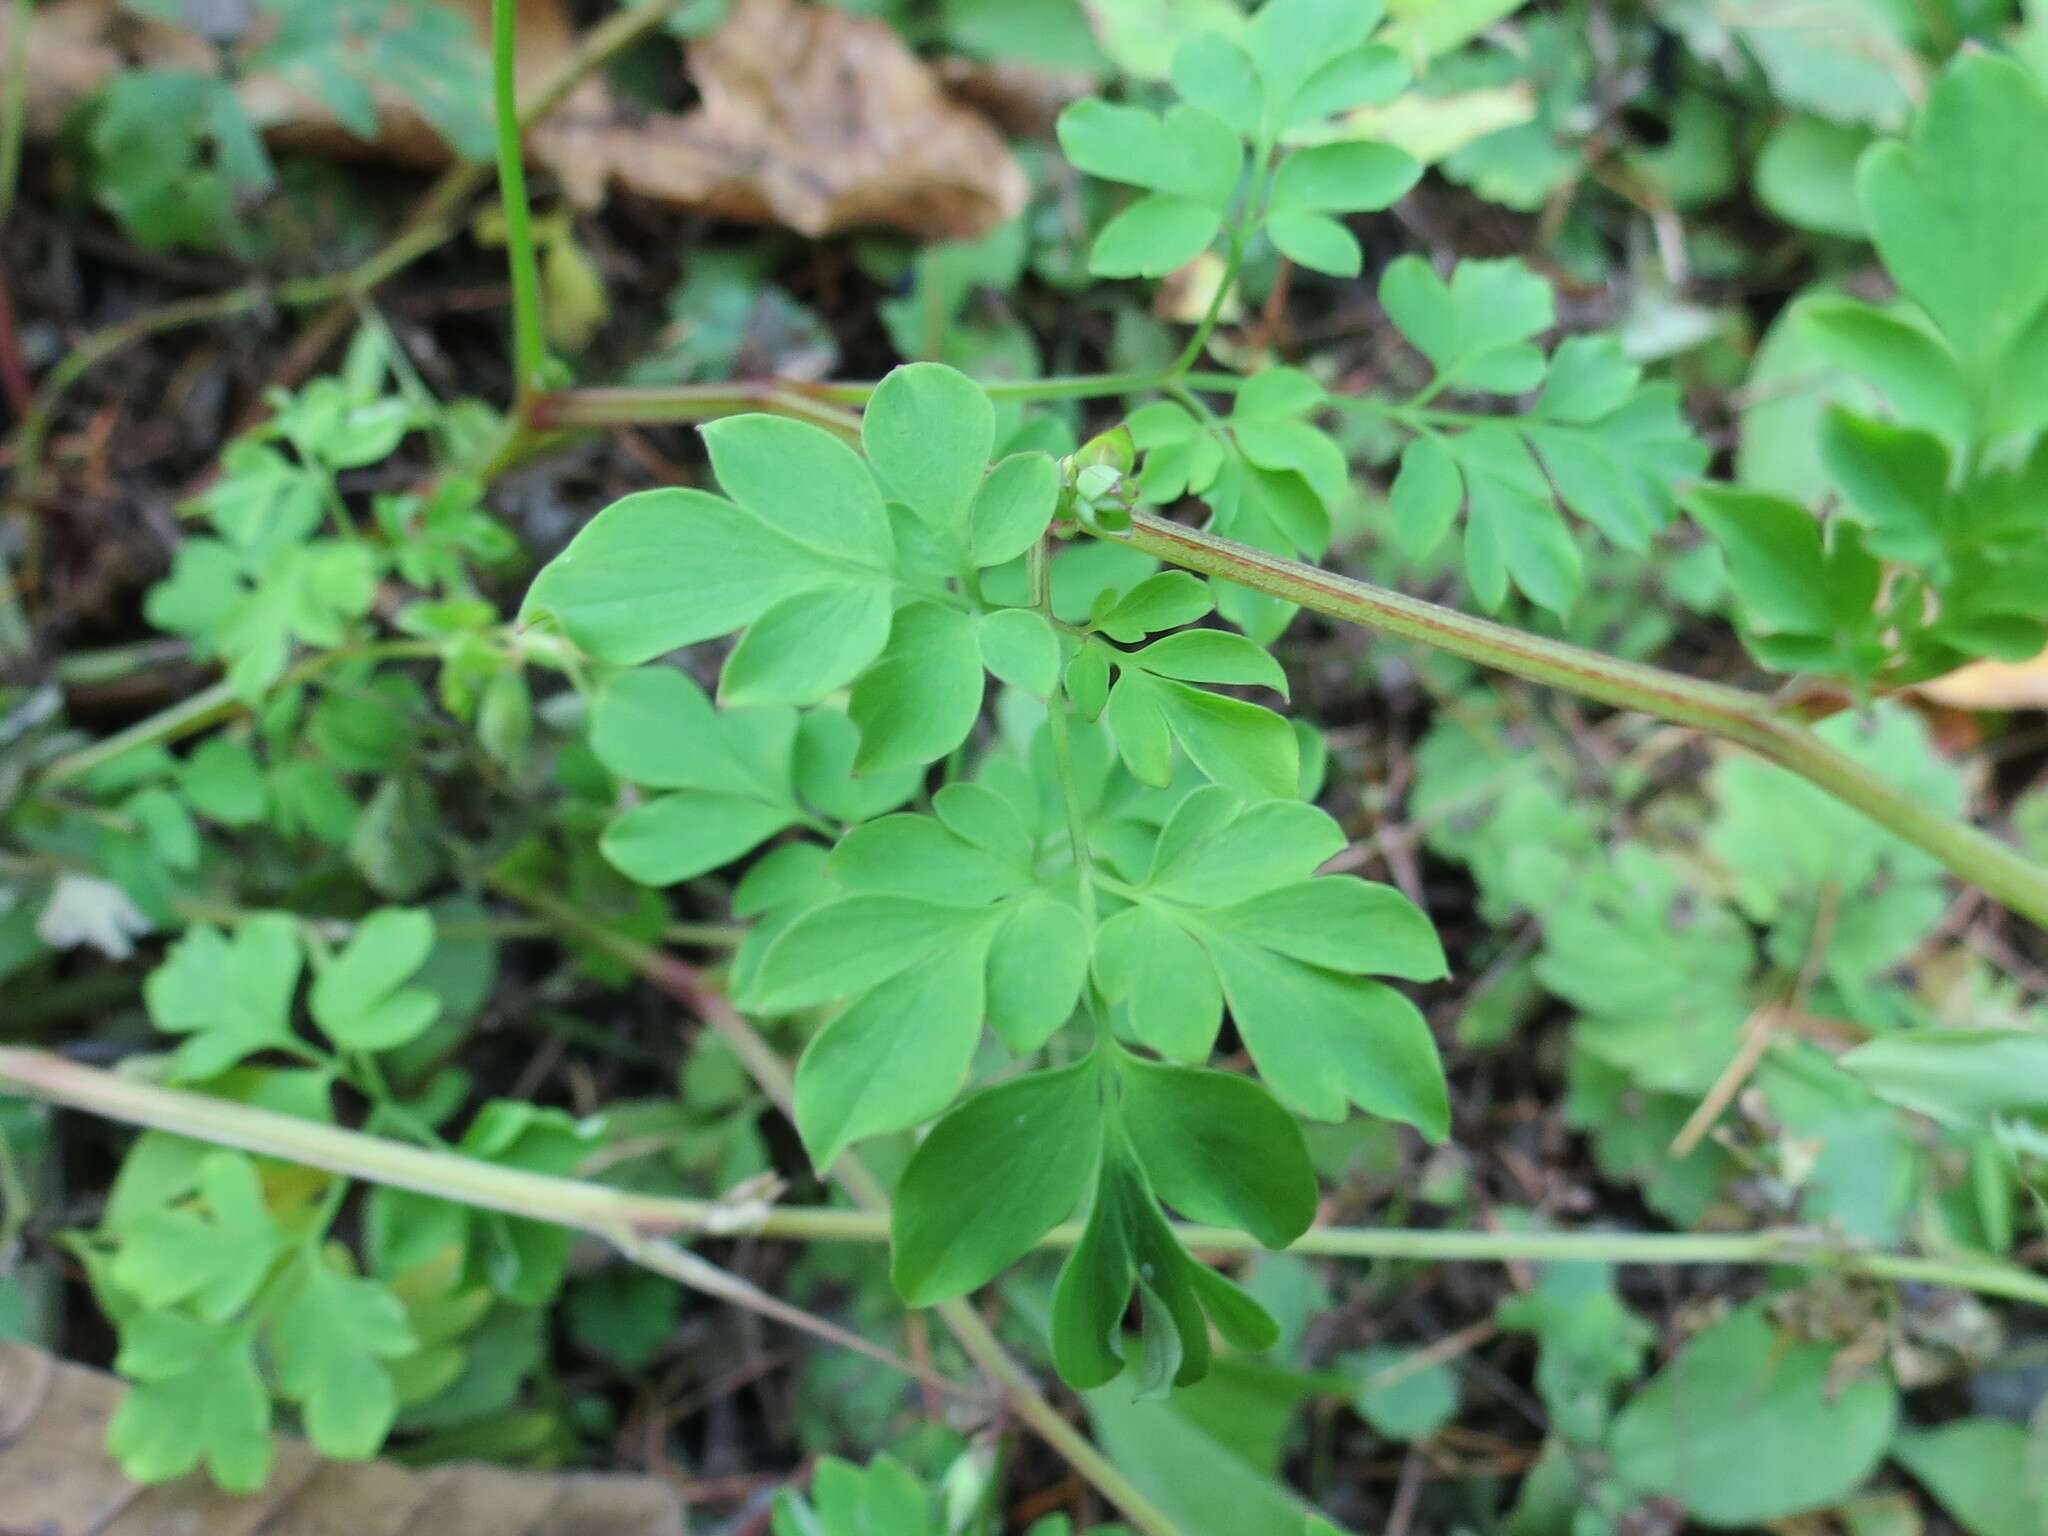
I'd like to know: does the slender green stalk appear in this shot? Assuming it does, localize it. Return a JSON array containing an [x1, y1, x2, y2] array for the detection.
[[6, 1047, 2044, 1312], [1166, 140, 1272, 376], [33, 638, 451, 792], [0, 0, 29, 231], [491, 0, 547, 404], [35, 679, 242, 789], [1118, 512, 2048, 931]]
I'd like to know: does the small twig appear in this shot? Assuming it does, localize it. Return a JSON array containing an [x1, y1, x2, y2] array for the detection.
[[1670, 884, 1838, 1158], [1355, 1318, 1497, 1397], [606, 1228, 974, 1401], [1669, 1003, 1783, 1161]]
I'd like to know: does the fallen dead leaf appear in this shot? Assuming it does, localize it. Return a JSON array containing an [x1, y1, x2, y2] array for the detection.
[[1914, 649, 2048, 711], [0, 1341, 687, 1536], [548, 0, 1027, 239], [1, 0, 1025, 242]]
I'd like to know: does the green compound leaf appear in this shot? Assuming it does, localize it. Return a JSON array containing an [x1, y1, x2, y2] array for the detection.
[[977, 606, 1062, 695], [701, 413, 895, 568], [1377, 275, 1708, 613], [1094, 786, 1448, 1131], [1858, 53, 2048, 386], [1051, 1138, 1277, 1395], [1093, 571, 1215, 642], [793, 940, 988, 1172], [367, 1102, 599, 1308], [1245, 0, 1384, 125], [891, 1059, 1105, 1305], [521, 486, 875, 667], [308, 906, 441, 1052], [527, 365, 1027, 711], [1056, 100, 1244, 206], [147, 539, 379, 702], [1056, 97, 1244, 277], [143, 914, 303, 1081], [1267, 142, 1420, 219], [108, 1152, 285, 1323], [761, 796, 1094, 1166], [106, 1316, 274, 1493], [864, 361, 996, 538], [271, 1251, 417, 1460], [1380, 255, 1553, 396], [848, 601, 988, 774], [1118, 1057, 1315, 1248], [971, 452, 1062, 567], [1091, 195, 1228, 279]]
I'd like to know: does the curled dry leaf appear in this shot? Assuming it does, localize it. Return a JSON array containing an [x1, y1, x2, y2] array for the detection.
[[0, 1342, 687, 1536], [0, 0, 1026, 242]]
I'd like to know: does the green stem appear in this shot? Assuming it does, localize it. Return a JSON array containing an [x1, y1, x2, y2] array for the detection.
[[1168, 145, 1271, 376], [33, 638, 454, 792], [491, 0, 547, 405], [0, 0, 28, 231], [35, 679, 241, 789], [1119, 511, 2048, 932], [6, 1047, 2044, 1312]]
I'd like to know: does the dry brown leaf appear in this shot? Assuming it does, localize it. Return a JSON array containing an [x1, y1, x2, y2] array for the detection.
[[541, 0, 1026, 238], [1913, 649, 2048, 711], [0, 1341, 687, 1536], [1, 0, 1025, 241]]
